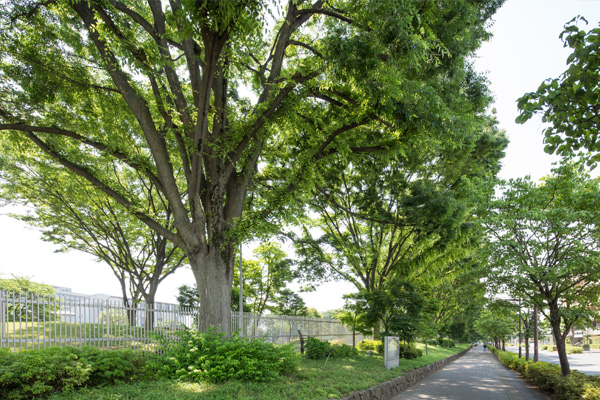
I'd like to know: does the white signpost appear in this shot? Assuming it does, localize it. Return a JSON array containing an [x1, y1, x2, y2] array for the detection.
[[384, 336, 400, 370]]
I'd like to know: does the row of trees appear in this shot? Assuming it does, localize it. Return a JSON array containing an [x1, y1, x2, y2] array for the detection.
[[477, 17, 600, 377], [2, 3, 599, 380], [0, 0, 507, 336]]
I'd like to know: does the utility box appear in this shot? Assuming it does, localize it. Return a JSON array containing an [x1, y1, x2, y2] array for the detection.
[[384, 336, 400, 370]]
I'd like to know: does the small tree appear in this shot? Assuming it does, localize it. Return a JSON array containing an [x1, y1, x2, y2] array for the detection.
[[474, 313, 513, 349], [349, 278, 424, 346]]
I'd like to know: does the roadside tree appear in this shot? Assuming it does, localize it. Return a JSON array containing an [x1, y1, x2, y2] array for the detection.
[[481, 161, 600, 376], [516, 17, 600, 166]]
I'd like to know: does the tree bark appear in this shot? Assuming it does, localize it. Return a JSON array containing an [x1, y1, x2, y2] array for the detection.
[[190, 247, 235, 334], [549, 309, 571, 376]]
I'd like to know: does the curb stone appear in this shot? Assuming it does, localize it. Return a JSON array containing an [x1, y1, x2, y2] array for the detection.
[[330, 347, 472, 400]]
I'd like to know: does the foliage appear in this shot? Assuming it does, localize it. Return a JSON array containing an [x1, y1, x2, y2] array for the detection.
[[304, 336, 358, 360], [481, 161, 600, 375], [0, 276, 59, 322], [97, 309, 128, 325], [0, 346, 152, 400], [400, 346, 423, 360], [516, 17, 600, 166], [152, 329, 299, 383], [490, 347, 600, 400], [43, 344, 470, 400], [332, 301, 373, 339], [435, 338, 456, 348], [0, 0, 506, 334], [357, 340, 384, 354], [566, 346, 583, 354], [0, 157, 186, 326], [245, 243, 297, 315], [348, 278, 424, 343], [474, 313, 513, 345], [269, 288, 313, 317]]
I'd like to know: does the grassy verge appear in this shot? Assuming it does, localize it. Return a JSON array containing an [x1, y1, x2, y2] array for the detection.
[[46, 344, 469, 400]]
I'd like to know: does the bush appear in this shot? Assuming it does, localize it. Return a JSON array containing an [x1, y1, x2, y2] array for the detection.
[[0, 346, 152, 400], [152, 329, 299, 383], [566, 345, 583, 354], [305, 336, 331, 359], [331, 341, 359, 358], [437, 338, 455, 348], [305, 337, 357, 359], [400, 347, 422, 359], [357, 340, 384, 354], [490, 347, 600, 400]]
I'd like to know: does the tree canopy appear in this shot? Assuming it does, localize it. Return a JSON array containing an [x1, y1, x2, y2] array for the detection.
[[0, 0, 504, 333]]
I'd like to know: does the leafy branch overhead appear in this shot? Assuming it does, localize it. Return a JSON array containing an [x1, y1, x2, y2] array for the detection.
[[516, 16, 600, 165], [0, 0, 505, 333]]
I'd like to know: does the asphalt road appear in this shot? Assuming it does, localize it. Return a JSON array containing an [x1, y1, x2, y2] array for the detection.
[[504, 345, 600, 375], [392, 348, 550, 400]]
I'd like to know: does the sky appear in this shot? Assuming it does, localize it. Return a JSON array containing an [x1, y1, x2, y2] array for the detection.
[[1, 0, 599, 311]]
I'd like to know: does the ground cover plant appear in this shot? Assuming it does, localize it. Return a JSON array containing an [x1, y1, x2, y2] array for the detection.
[[151, 329, 299, 383], [489, 346, 600, 400], [43, 344, 469, 400]]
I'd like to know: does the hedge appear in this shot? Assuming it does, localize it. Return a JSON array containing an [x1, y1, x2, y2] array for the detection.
[[489, 346, 600, 400], [0, 346, 152, 400]]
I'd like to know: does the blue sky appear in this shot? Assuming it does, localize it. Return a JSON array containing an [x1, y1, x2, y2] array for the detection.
[[1, 0, 600, 311]]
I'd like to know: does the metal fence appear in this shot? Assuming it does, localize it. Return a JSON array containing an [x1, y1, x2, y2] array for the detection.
[[0, 290, 364, 352]]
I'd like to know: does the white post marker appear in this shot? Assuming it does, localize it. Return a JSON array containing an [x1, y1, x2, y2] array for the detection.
[[384, 336, 400, 370]]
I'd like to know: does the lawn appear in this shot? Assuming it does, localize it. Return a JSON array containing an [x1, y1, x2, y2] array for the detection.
[[46, 344, 470, 400], [4, 321, 157, 351]]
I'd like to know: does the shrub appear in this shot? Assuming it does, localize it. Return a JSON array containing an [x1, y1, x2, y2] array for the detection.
[[152, 328, 299, 383], [566, 345, 583, 354], [0, 346, 151, 400], [357, 339, 384, 354], [400, 347, 422, 359], [491, 347, 600, 400], [305, 336, 331, 359], [437, 338, 455, 348], [305, 337, 358, 359], [583, 383, 600, 400], [331, 341, 359, 357]]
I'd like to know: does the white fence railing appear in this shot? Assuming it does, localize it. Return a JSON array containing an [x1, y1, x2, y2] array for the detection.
[[0, 291, 364, 352]]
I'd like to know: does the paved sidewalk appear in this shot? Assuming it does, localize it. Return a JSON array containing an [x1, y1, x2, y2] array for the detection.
[[392, 348, 550, 400]]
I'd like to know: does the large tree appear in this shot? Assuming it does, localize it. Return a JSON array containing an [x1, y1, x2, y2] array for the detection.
[[0, 0, 504, 333], [481, 161, 600, 376]]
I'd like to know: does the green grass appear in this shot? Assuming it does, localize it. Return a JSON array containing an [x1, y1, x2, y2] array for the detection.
[[46, 344, 469, 400], [4, 321, 163, 351]]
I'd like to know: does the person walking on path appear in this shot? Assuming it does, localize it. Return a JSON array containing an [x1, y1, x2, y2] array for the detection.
[[393, 348, 549, 400]]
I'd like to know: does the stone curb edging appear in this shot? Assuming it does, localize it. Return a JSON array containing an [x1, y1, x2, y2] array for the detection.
[[334, 347, 472, 400]]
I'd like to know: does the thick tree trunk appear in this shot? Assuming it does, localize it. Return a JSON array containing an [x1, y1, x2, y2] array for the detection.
[[373, 320, 381, 340], [550, 315, 571, 376], [190, 248, 234, 334], [143, 291, 156, 330], [525, 337, 529, 361]]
